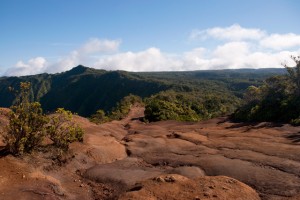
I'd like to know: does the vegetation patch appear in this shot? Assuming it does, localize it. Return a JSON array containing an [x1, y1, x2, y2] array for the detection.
[[144, 90, 239, 122], [1, 82, 84, 156], [233, 56, 300, 124], [90, 94, 143, 124]]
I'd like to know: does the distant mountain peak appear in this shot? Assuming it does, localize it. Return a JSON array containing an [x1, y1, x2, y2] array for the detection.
[[61, 65, 107, 77], [60, 65, 93, 77], [69, 65, 89, 73]]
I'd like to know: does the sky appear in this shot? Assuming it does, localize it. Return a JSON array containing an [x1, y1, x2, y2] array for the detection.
[[1, 0, 300, 76]]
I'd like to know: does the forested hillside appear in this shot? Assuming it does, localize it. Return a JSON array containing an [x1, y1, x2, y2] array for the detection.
[[0, 65, 285, 117], [233, 56, 300, 124]]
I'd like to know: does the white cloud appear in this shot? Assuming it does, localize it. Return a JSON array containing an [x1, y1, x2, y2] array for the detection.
[[190, 24, 266, 41], [260, 33, 300, 50], [4, 25, 300, 76], [180, 45, 297, 70], [46, 50, 80, 73], [80, 38, 121, 54], [210, 42, 249, 69], [182, 48, 211, 70], [47, 38, 121, 73], [214, 42, 249, 59], [94, 47, 182, 71], [5, 57, 47, 76], [191, 24, 300, 51], [5, 38, 122, 76], [93, 44, 299, 71]]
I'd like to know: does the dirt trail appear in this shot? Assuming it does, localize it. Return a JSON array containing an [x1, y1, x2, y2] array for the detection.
[[1, 105, 300, 199]]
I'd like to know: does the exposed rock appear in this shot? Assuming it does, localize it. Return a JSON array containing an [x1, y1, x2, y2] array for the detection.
[[119, 175, 261, 200]]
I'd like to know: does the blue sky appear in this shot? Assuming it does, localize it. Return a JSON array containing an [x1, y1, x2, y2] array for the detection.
[[1, 0, 300, 76]]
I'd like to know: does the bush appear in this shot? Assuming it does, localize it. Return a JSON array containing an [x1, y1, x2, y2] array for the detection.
[[1, 82, 84, 156], [291, 117, 300, 126], [90, 109, 109, 124], [110, 94, 143, 120], [47, 108, 84, 151], [3, 82, 48, 155], [90, 94, 143, 124]]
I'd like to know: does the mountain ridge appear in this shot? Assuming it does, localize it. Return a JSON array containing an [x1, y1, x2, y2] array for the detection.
[[0, 65, 286, 117]]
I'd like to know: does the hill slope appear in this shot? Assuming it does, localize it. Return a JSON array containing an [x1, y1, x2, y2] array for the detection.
[[0, 66, 286, 116]]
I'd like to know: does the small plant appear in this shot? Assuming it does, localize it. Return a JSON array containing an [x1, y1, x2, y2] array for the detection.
[[291, 117, 300, 126], [47, 108, 84, 151], [90, 109, 109, 124]]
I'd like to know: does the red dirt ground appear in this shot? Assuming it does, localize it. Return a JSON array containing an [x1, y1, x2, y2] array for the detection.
[[1, 105, 300, 199]]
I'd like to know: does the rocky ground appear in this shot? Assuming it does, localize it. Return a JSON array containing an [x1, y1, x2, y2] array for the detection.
[[1, 106, 300, 199]]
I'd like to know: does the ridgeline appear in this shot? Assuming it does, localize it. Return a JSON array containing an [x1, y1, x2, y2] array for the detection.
[[0, 65, 285, 117]]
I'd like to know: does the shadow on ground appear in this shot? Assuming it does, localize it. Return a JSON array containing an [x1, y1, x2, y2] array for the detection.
[[286, 132, 300, 143]]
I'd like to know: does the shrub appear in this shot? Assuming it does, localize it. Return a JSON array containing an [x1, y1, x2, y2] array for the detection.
[[291, 118, 300, 126], [1, 82, 84, 156], [90, 109, 109, 124], [47, 108, 84, 151], [110, 94, 143, 120], [3, 82, 49, 155], [90, 94, 143, 123]]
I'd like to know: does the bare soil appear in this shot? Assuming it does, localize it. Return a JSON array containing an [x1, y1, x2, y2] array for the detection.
[[1, 105, 300, 199]]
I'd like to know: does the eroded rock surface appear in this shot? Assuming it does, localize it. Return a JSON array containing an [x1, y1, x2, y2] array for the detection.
[[1, 106, 300, 199]]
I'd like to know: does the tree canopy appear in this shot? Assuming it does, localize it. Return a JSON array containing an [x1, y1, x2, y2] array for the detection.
[[233, 56, 300, 125]]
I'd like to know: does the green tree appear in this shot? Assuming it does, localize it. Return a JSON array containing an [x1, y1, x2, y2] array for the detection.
[[243, 85, 262, 104], [233, 55, 300, 123], [284, 55, 300, 95], [144, 90, 236, 122]]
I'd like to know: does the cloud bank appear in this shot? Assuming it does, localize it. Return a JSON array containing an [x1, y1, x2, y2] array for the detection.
[[5, 24, 300, 76], [190, 24, 266, 41]]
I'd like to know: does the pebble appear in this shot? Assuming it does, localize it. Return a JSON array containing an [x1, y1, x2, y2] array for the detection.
[[164, 175, 176, 182], [222, 186, 229, 190], [154, 177, 165, 182], [226, 178, 237, 184], [203, 192, 210, 197]]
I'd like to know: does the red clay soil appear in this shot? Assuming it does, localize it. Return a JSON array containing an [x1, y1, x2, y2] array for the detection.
[[1, 105, 300, 199], [119, 174, 260, 200]]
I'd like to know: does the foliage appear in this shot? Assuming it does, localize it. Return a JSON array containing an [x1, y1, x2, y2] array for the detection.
[[144, 90, 239, 122], [284, 55, 300, 95], [110, 94, 143, 120], [0, 65, 285, 117], [47, 108, 84, 151], [1, 82, 84, 156], [90, 94, 143, 124], [233, 56, 300, 124], [3, 82, 49, 155], [90, 109, 109, 124]]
